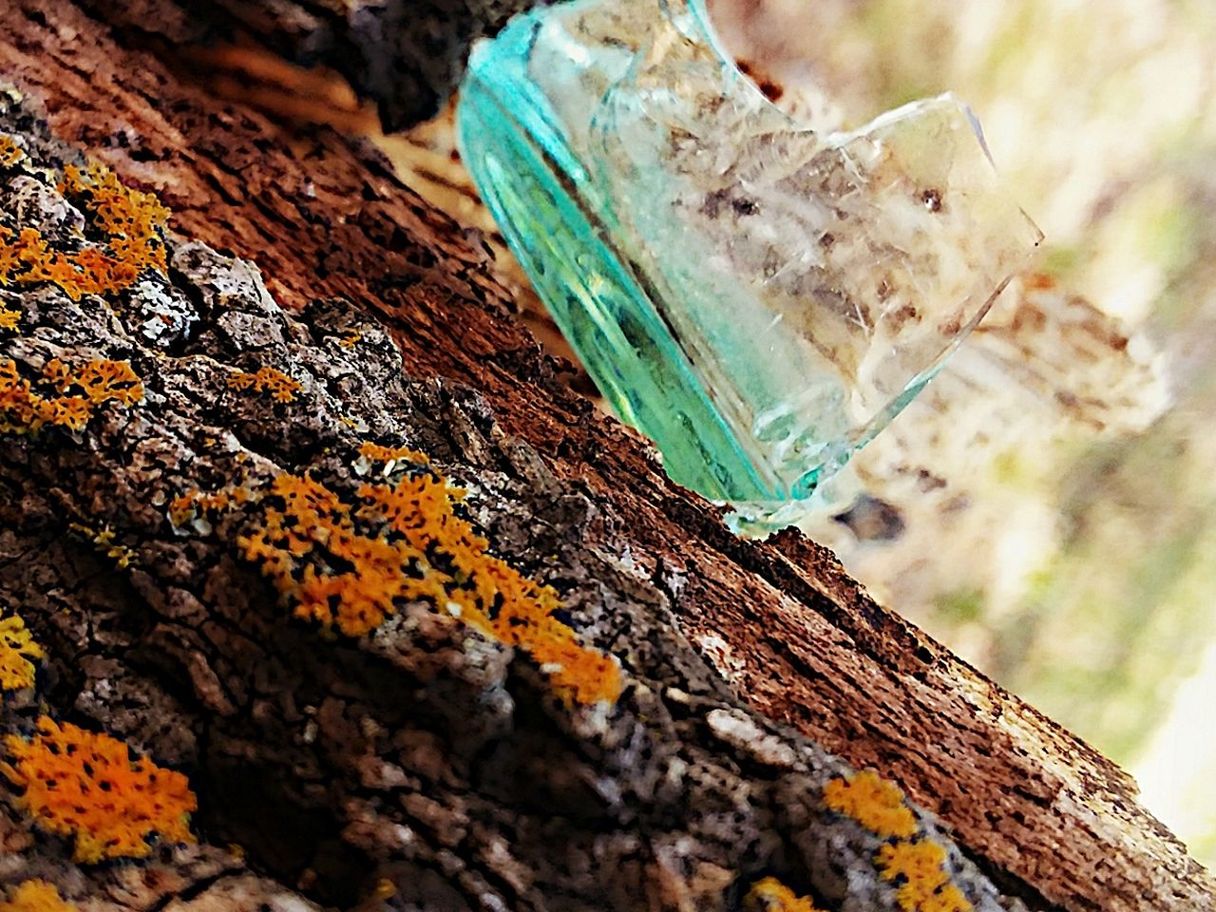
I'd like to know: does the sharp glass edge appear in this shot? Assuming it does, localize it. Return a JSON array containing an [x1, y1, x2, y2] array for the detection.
[[456, 0, 1043, 534]]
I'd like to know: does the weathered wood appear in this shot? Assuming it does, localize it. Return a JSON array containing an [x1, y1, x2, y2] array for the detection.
[[84, 0, 548, 130], [0, 2, 1211, 911]]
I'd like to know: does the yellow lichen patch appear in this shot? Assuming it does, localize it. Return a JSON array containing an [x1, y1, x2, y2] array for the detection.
[[822, 770, 918, 840], [1, 717, 196, 864], [919, 885, 972, 912], [339, 331, 362, 348], [877, 840, 971, 912], [0, 162, 168, 301], [0, 358, 143, 435], [227, 366, 301, 403], [69, 523, 136, 570], [877, 839, 948, 884], [0, 135, 25, 170], [0, 880, 77, 912], [0, 612, 43, 691], [93, 528, 135, 570], [232, 468, 620, 705], [744, 877, 821, 911], [823, 771, 974, 912]]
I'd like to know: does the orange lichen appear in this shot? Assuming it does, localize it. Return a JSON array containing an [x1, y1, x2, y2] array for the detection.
[[230, 465, 620, 705], [364, 478, 620, 703], [167, 493, 195, 528], [0, 162, 168, 301], [1, 717, 196, 864], [0, 880, 77, 912], [0, 302, 18, 332], [0, 357, 143, 435], [358, 440, 429, 466], [370, 879, 398, 901], [1, 362, 43, 432], [168, 485, 251, 528], [62, 163, 169, 277], [227, 366, 301, 403], [744, 877, 821, 911], [0, 135, 24, 169], [0, 612, 43, 691], [44, 357, 141, 398], [822, 770, 918, 840]]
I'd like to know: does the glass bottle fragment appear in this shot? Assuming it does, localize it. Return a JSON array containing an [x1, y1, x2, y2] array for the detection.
[[458, 0, 1042, 527]]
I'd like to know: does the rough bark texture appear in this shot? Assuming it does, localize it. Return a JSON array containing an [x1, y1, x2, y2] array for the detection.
[[0, 2, 1212, 912], [83, 0, 547, 130]]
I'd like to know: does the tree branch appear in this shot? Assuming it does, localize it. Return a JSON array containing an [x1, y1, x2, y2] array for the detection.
[[0, 3, 1210, 911]]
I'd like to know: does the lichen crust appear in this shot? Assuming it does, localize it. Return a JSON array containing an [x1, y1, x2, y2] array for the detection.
[[1, 716, 197, 864]]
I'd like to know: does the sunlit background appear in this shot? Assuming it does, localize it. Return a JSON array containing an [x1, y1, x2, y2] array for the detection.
[[367, 0, 1216, 868], [703, 0, 1216, 868]]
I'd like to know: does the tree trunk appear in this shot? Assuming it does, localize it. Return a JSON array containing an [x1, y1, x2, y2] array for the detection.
[[0, 3, 1210, 911]]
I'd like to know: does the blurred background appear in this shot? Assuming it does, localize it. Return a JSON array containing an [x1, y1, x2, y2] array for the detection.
[[698, 0, 1216, 868], [194, 0, 1216, 870]]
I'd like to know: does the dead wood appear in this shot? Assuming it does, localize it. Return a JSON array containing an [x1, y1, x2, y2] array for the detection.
[[0, 3, 1211, 911]]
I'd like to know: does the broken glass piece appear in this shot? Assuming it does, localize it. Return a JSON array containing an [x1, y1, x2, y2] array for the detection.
[[457, 0, 1042, 523]]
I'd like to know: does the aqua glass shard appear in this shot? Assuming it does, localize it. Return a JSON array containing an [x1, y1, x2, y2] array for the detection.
[[457, 0, 1042, 522]]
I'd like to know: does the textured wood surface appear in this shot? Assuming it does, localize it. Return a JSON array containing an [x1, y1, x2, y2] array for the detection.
[[83, 0, 549, 130], [0, 2, 1211, 910]]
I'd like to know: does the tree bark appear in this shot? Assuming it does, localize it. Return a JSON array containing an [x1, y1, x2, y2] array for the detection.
[[0, 3, 1211, 912], [82, 0, 548, 130]]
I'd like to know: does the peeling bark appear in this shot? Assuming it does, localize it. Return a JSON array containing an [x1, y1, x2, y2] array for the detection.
[[0, 3, 1212, 912]]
